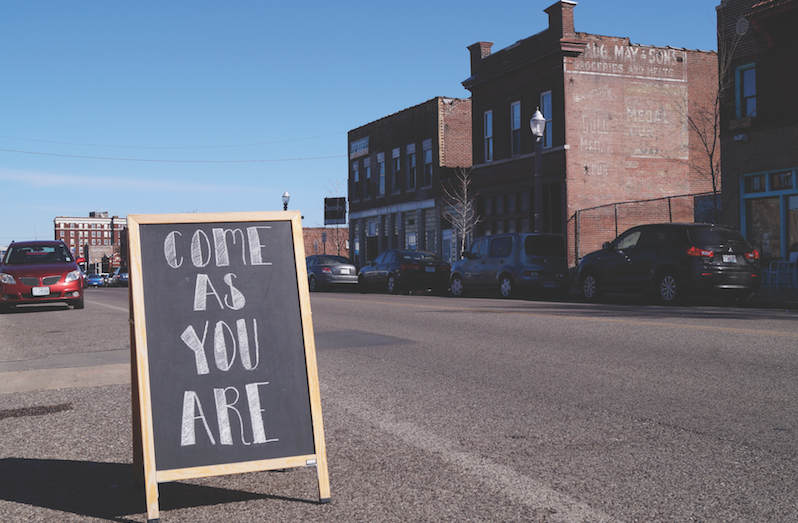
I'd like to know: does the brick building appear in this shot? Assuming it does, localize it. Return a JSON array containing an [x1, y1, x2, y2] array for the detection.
[[348, 97, 472, 266], [718, 0, 798, 262], [53, 211, 127, 273], [463, 1, 718, 263], [303, 227, 349, 259]]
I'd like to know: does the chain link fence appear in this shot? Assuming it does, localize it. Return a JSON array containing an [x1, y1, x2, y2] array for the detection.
[[567, 192, 718, 266]]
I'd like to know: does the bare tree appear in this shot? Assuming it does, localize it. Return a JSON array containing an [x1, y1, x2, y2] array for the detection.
[[666, 13, 744, 224], [440, 167, 482, 259]]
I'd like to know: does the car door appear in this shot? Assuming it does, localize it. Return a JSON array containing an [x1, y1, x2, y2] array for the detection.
[[599, 228, 643, 290], [363, 252, 385, 288], [622, 227, 664, 289], [486, 235, 513, 285], [461, 238, 489, 288], [375, 251, 395, 285]]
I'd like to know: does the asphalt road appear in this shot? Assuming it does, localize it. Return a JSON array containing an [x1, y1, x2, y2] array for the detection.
[[1, 287, 797, 522]]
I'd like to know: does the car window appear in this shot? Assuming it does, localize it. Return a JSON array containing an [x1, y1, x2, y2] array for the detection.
[[525, 235, 565, 257], [615, 230, 642, 250], [688, 227, 751, 247], [317, 256, 346, 264], [490, 236, 513, 257], [470, 239, 488, 258], [7, 244, 73, 264], [401, 251, 439, 261], [372, 252, 386, 264], [307, 257, 317, 267]]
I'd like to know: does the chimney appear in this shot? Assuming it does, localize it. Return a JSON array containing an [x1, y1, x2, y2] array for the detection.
[[544, 1, 577, 39], [467, 41, 493, 75]]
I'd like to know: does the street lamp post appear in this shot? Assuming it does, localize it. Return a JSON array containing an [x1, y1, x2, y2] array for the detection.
[[282, 191, 290, 211], [530, 109, 546, 233]]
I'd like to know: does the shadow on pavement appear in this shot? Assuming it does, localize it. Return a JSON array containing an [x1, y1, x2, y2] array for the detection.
[[0, 458, 314, 521]]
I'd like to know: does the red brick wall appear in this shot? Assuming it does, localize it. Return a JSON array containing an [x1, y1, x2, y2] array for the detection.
[[302, 227, 349, 259]]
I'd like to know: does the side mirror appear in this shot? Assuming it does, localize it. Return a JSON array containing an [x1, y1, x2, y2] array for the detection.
[[461, 251, 472, 260], [602, 242, 613, 250], [365, 260, 372, 267]]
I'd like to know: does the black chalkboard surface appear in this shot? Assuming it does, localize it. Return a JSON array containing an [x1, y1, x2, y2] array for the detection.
[[128, 212, 329, 522]]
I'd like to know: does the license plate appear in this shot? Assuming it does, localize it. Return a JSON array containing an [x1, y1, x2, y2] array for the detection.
[[722, 254, 737, 263], [425, 266, 436, 272], [543, 281, 555, 288], [32, 286, 51, 296], [340, 268, 350, 274]]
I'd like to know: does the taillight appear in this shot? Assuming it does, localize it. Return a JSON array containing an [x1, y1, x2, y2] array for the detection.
[[322, 267, 332, 274], [745, 248, 760, 261], [687, 246, 714, 258]]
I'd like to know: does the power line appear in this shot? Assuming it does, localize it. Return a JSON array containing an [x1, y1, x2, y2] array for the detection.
[[0, 132, 346, 149], [0, 148, 345, 163]]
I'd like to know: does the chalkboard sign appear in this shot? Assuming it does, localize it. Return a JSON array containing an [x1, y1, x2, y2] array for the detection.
[[128, 211, 329, 522]]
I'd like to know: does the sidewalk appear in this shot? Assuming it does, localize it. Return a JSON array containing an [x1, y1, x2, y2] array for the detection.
[[750, 286, 798, 309]]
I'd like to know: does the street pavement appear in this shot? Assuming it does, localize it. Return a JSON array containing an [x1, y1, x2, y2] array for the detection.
[[1, 286, 797, 522]]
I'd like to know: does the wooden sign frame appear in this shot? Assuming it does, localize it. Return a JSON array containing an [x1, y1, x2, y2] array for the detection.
[[128, 211, 329, 522]]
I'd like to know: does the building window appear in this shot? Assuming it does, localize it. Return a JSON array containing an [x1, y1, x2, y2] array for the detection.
[[736, 64, 756, 118], [377, 153, 385, 196], [540, 91, 552, 148], [406, 231, 417, 250], [422, 139, 433, 186], [352, 161, 361, 200], [510, 101, 521, 156], [364, 158, 371, 199], [392, 148, 401, 192], [407, 144, 417, 190], [771, 172, 793, 191], [744, 174, 766, 193], [484, 110, 493, 162]]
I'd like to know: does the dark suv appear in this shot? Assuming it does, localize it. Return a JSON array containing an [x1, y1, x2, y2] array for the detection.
[[577, 223, 761, 304]]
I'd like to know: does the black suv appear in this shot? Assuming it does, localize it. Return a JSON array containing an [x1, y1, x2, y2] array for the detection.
[[577, 223, 761, 304]]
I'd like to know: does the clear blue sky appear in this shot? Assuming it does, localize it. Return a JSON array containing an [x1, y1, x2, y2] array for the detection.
[[0, 0, 720, 246]]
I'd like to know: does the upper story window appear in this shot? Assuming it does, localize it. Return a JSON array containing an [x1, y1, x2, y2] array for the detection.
[[540, 91, 553, 148], [407, 144, 417, 190], [422, 139, 433, 186], [392, 148, 401, 192], [510, 101, 521, 156], [352, 161, 361, 200], [484, 110, 493, 162], [377, 152, 385, 196], [736, 64, 756, 118], [364, 158, 371, 199]]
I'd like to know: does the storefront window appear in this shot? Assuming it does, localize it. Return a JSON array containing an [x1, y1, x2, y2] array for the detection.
[[746, 197, 780, 259], [789, 196, 798, 252]]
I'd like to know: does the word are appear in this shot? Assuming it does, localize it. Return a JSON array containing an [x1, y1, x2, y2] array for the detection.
[[181, 383, 279, 446]]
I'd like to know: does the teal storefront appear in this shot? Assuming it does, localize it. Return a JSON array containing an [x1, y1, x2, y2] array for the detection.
[[740, 168, 798, 262]]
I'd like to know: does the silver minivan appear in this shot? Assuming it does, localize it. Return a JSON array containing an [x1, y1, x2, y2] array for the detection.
[[449, 233, 571, 298]]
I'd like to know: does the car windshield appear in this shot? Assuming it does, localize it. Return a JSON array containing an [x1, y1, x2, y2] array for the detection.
[[524, 235, 566, 257], [688, 227, 751, 248], [5, 244, 73, 265], [401, 252, 440, 261]]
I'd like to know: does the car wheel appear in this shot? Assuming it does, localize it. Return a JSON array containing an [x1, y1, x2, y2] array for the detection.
[[309, 275, 317, 292], [387, 274, 400, 295], [580, 271, 602, 302], [498, 274, 514, 298], [450, 274, 465, 297], [656, 271, 680, 304], [72, 297, 85, 310]]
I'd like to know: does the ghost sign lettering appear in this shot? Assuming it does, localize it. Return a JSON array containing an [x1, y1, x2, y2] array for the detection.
[[128, 211, 329, 522]]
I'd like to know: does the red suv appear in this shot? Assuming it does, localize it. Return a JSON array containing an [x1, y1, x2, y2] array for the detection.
[[0, 240, 85, 311]]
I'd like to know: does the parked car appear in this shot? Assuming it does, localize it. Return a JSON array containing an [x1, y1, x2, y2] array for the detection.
[[0, 240, 85, 310], [111, 268, 129, 287], [577, 223, 762, 304], [306, 255, 358, 291], [450, 232, 571, 298], [86, 273, 105, 287], [358, 249, 450, 295]]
